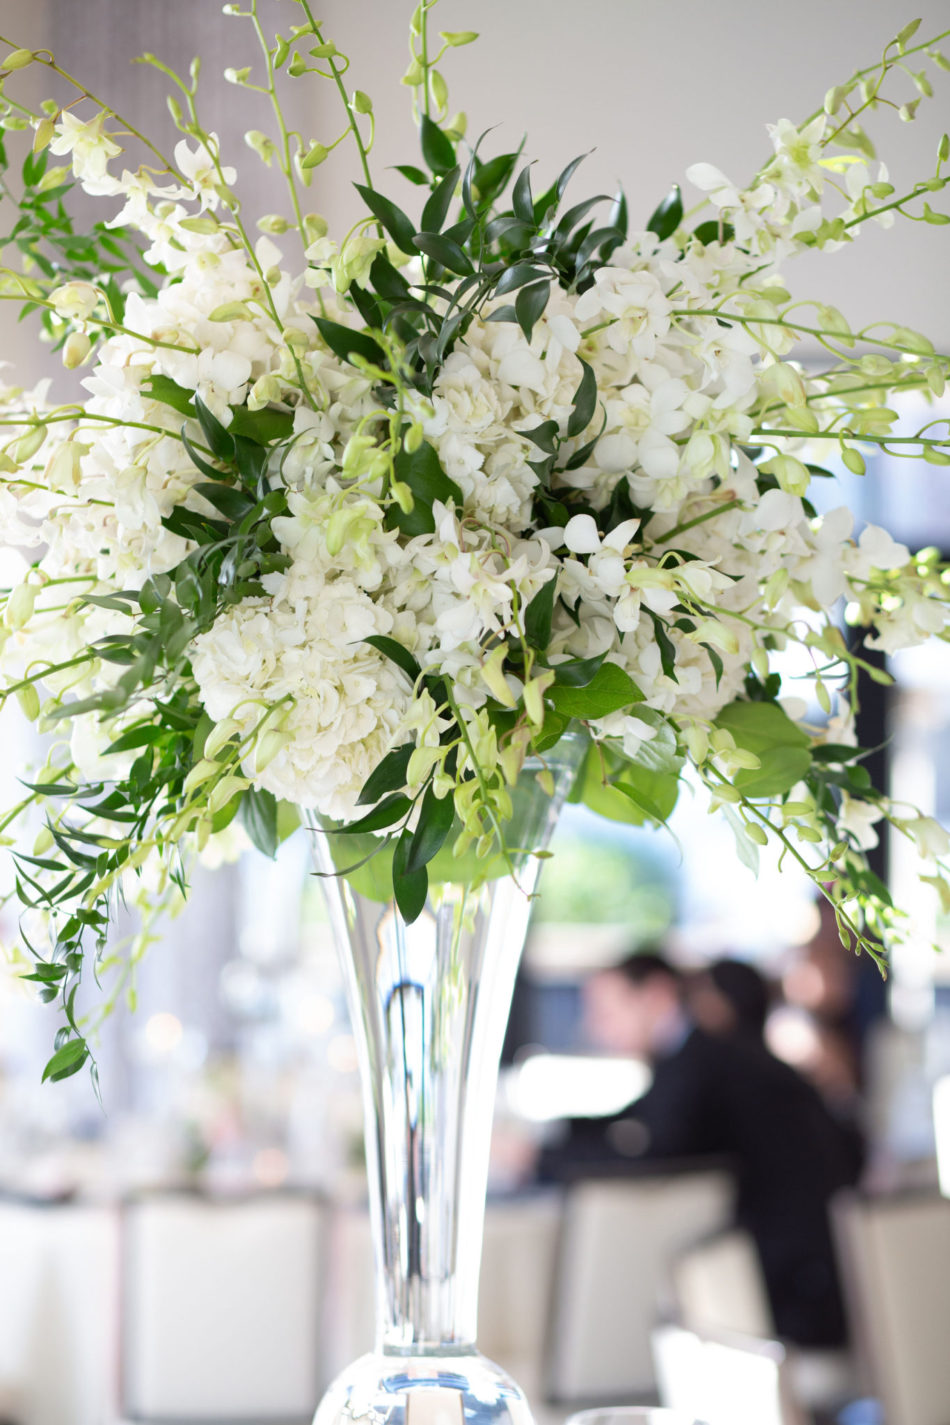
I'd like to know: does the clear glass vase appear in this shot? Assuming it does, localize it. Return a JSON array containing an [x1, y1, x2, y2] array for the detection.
[[311, 736, 583, 1425]]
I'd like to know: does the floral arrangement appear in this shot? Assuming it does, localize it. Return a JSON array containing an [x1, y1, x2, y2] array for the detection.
[[0, 4, 948, 1083]]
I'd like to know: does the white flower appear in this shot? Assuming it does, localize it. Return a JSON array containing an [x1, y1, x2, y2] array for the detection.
[[839, 793, 885, 851], [191, 570, 411, 819], [49, 111, 122, 193], [903, 816, 950, 861], [174, 136, 237, 206]]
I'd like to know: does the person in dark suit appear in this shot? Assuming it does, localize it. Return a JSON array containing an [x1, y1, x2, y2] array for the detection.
[[538, 952, 864, 1348]]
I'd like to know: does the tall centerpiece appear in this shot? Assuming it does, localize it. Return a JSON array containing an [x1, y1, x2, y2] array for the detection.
[[0, 4, 948, 1418]]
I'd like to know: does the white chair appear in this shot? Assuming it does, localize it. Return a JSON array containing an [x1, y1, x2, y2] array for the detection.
[[320, 1193, 563, 1402], [478, 1193, 562, 1400], [121, 1192, 326, 1422], [545, 1168, 734, 1401], [652, 1323, 807, 1425], [833, 1192, 950, 1425], [672, 1228, 773, 1340], [673, 1224, 857, 1415], [0, 1198, 119, 1425]]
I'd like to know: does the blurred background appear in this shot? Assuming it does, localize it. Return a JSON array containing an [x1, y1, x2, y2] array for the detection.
[[0, 3, 947, 1424]]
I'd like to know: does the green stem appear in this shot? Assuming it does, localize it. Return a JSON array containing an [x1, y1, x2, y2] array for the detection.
[[670, 307, 942, 359], [659, 498, 742, 543], [297, 3, 374, 191], [248, 0, 307, 248], [0, 36, 178, 176]]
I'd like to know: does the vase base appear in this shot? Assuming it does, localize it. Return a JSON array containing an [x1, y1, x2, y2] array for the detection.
[[313, 1349, 535, 1425]]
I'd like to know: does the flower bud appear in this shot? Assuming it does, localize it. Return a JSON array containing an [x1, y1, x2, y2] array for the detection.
[[254, 728, 286, 773], [244, 130, 277, 165], [204, 716, 240, 759], [62, 331, 91, 369], [403, 421, 424, 454], [4, 583, 36, 629], [257, 213, 290, 234], [3, 48, 34, 71], [33, 117, 55, 154], [15, 684, 40, 721], [13, 425, 47, 464], [49, 280, 99, 319], [300, 142, 329, 170], [429, 70, 448, 111]]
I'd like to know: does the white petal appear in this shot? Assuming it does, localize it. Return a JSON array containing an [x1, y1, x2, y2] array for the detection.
[[563, 513, 601, 555]]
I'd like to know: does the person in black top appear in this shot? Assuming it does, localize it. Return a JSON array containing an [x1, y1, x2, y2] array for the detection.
[[689, 958, 771, 1044], [538, 952, 864, 1349]]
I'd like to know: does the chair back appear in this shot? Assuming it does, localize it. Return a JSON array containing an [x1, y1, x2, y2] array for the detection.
[[121, 1192, 325, 1422], [545, 1168, 734, 1401], [0, 1200, 119, 1425], [320, 1192, 563, 1401], [672, 1228, 773, 1339], [833, 1192, 950, 1425], [652, 1322, 807, 1425]]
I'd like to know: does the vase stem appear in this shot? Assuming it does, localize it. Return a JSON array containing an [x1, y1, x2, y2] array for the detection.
[[312, 737, 583, 1420]]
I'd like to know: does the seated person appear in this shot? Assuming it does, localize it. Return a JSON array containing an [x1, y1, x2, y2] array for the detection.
[[538, 952, 864, 1349], [689, 957, 771, 1044]]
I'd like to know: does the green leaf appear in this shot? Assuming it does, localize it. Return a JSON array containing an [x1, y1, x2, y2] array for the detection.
[[389, 439, 463, 536], [715, 699, 810, 755], [420, 115, 456, 175], [194, 481, 254, 521], [515, 279, 550, 340], [142, 373, 196, 418], [230, 406, 294, 443], [395, 164, 429, 186], [551, 653, 606, 687], [614, 764, 680, 824], [336, 793, 412, 835], [42, 1037, 88, 1083], [495, 262, 547, 296], [353, 182, 418, 254], [722, 802, 760, 874], [693, 218, 735, 246], [364, 635, 422, 684], [412, 231, 475, 276], [734, 746, 813, 799], [567, 359, 597, 438], [512, 165, 534, 224], [21, 962, 68, 984], [533, 709, 569, 753], [368, 254, 410, 302], [716, 698, 812, 798], [646, 184, 683, 241], [523, 576, 556, 650], [472, 151, 518, 207], [104, 724, 162, 755], [392, 832, 429, 922], [578, 749, 652, 827], [405, 782, 456, 874], [313, 316, 387, 369], [241, 787, 279, 857], [624, 708, 684, 779], [523, 419, 559, 454], [812, 742, 869, 764], [181, 428, 229, 483], [420, 164, 460, 234], [548, 661, 643, 719], [357, 742, 414, 806], [194, 395, 236, 462]]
